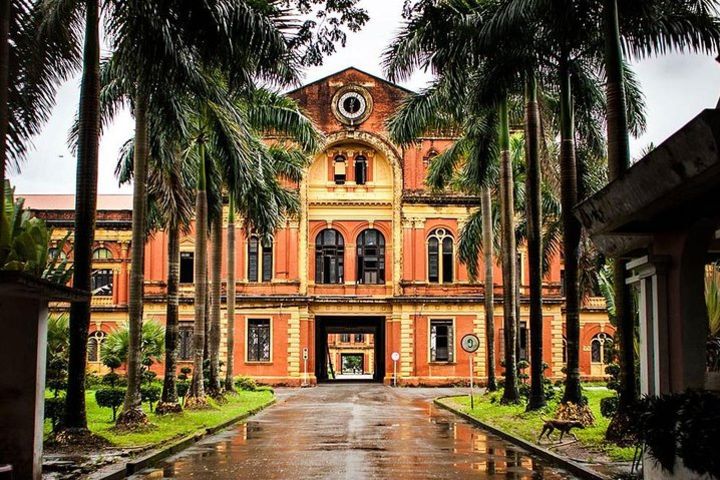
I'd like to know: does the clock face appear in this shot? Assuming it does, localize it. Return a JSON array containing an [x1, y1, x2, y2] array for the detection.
[[338, 91, 367, 120]]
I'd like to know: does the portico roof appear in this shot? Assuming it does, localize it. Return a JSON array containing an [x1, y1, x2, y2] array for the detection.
[[575, 109, 720, 257]]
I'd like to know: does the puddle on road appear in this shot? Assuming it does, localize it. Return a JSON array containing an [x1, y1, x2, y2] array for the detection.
[[133, 398, 581, 479]]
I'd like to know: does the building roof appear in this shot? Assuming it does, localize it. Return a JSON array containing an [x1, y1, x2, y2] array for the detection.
[[286, 66, 415, 95], [20, 194, 133, 211], [575, 108, 720, 256]]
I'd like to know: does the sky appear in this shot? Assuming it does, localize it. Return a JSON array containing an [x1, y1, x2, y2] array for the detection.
[[10, 0, 720, 194]]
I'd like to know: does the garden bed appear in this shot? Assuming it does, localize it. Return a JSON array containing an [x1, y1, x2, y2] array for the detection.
[[436, 387, 636, 479], [43, 390, 274, 478]]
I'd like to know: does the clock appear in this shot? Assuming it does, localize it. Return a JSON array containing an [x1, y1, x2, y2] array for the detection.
[[332, 86, 372, 125], [338, 91, 366, 120]]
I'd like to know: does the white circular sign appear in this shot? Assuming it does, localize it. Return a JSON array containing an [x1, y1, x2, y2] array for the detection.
[[461, 334, 480, 353], [391, 352, 400, 362]]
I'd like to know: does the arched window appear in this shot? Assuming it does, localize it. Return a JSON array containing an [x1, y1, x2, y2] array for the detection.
[[427, 229, 454, 283], [248, 236, 273, 282], [92, 247, 113, 260], [354, 155, 367, 185], [87, 331, 106, 363], [356, 229, 385, 284], [591, 333, 613, 364], [315, 229, 344, 284], [334, 155, 347, 185]]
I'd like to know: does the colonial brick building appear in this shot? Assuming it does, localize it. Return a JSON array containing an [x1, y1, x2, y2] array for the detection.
[[25, 67, 613, 386]]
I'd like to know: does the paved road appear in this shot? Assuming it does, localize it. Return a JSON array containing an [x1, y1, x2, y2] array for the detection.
[[133, 385, 579, 479]]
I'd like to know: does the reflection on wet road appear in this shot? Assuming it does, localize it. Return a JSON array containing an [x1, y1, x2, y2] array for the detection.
[[133, 385, 579, 479]]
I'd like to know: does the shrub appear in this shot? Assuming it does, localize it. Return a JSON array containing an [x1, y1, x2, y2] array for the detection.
[[95, 387, 126, 421], [102, 372, 123, 387], [177, 380, 190, 401], [85, 373, 103, 389], [255, 385, 274, 394], [45, 396, 65, 432], [234, 376, 258, 391], [141, 383, 162, 412], [601, 396, 619, 419]]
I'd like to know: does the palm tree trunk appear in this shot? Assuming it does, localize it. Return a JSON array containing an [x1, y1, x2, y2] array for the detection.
[[0, 0, 9, 216], [525, 73, 546, 411], [159, 221, 181, 410], [499, 98, 519, 404], [604, 0, 637, 411], [482, 186, 497, 391], [189, 143, 208, 403], [208, 213, 222, 396], [559, 56, 583, 405], [225, 194, 236, 392], [64, 0, 100, 431], [118, 91, 149, 426]]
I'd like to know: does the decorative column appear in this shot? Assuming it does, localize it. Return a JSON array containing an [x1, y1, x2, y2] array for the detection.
[[399, 312, 413, 380], [287, 309, 301, 379]]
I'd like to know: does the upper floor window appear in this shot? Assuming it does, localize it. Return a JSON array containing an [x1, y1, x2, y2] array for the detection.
[[49, 248, 67, 261], [334, 155, 347, 185], [340, 333, 350, 343], [315, 229, 344, 284], [430, 319, 454, 362], [354, 334, 364, 343], [354, 155, 367, 185], [180, 252, 194, 284], [92, 247, 113, 260], [357, 229, 385, 284], [248, 236, 273, 282], [91, 269, 113, 296], [428, 229, 454, 284], [87, 331, 106, 363]]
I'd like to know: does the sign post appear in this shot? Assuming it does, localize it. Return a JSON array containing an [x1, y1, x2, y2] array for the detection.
[[391, 352, 400, 387], [461, 334, 480, 410], [302, 347, 309, 387]]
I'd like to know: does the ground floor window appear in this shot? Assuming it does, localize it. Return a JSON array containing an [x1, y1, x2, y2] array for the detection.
[[591, 332, 613, 365], [87, 331, 106, 362], [178, 324, 193, 360], [247, 319, 271, 362], [180, 252, 194, 283], [430, 319, 454, 362]]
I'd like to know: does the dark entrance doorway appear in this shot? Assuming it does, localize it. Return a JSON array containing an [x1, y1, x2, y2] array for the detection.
[[315, 316, 385, 383]]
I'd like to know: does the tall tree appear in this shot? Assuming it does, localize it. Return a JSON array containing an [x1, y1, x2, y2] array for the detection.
[[65, 0, 101, 432], [524, 73, 546, 410], [225, 193, 237, 392], [208, 213, 223, 396], [481, 185, 497, 391]]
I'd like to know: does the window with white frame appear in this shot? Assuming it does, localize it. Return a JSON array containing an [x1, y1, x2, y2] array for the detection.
[[87, 331, 106, 362], [178, 324, 193, 361], [430, 319, 454, 362], [247, 319, 271, 362], [591, 333, 613, 365], [427, 229, 454, 283]]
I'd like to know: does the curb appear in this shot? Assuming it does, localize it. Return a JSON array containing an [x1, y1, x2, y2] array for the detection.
[[434, 396, 611, 480], [94, 397, 277, 480]]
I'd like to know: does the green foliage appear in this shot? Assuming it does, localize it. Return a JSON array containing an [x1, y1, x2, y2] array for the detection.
[[85, 373, 103, 389], [102, 372, 124, 388], [234, 376, 258, 391], [141, 383, 162, 412], [45, 396, 65, 432], [46, 314, 70, 395], [95, 387, 126, 421], [100, 320, 165, 367], [177, 380, 190, 400], [635, 391, 720, 478], [600, 396, 619, 419], [706, 263, 720, 337]]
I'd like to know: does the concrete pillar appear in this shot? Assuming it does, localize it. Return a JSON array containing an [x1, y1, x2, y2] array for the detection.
[[0, 291, 49, 479]]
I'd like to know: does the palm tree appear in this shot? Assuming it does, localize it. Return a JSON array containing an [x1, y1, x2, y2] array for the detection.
[[116, 125, 195, 413], [225, 193, 237, 392], [481, 185, 497, 391], [208, 213, 223, 397]]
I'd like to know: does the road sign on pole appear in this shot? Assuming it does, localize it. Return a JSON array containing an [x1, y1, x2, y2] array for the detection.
[[391, 352, 400, 387], [461, 334, 480, 409]]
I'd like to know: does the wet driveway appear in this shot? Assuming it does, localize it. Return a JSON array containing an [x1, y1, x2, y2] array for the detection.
[[133, 385, 579, 479]]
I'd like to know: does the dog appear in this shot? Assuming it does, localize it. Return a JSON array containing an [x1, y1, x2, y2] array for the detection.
[[538, 418, 585, 442]]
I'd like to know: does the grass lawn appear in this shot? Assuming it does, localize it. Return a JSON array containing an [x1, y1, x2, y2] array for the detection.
[[443, 386, 635, 462], [45, 390, 274, 448]]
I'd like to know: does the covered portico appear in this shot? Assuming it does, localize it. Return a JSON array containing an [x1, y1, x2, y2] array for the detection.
[[576, 108, 720, 397]]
